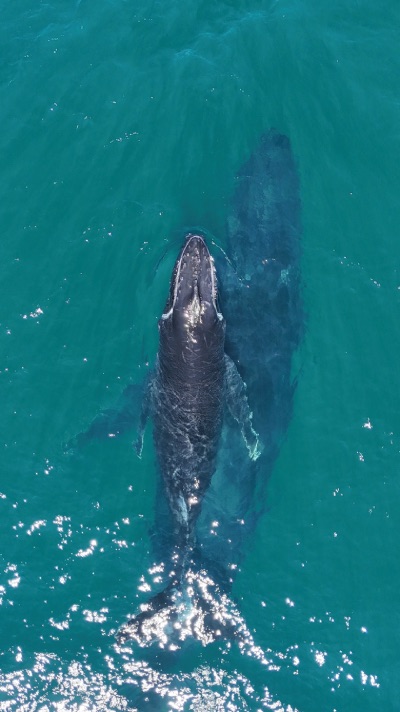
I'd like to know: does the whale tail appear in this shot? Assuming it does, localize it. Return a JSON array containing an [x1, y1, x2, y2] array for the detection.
[[116, 568, 266, 661]]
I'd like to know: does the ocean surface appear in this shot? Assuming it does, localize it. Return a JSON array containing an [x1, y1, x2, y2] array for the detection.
[[1, 0, 399, 710]]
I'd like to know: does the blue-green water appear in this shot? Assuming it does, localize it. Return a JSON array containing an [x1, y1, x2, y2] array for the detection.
[[1, 0, 399, 709]]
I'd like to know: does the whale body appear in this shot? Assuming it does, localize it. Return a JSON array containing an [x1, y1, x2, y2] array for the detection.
[[117, 233, 261, 649], [197, 130, 303, 585]]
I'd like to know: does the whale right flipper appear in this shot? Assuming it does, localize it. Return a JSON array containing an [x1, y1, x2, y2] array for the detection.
[[134, 373, 155, 458], [224, 354, 262, 461]]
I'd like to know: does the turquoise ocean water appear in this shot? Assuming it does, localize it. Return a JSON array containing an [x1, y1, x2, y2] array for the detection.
[[1, 0, 399, 709]]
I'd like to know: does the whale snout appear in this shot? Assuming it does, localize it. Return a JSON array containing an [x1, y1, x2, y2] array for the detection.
[[178, 234, 214, 306], [162, 233, 222, 326]]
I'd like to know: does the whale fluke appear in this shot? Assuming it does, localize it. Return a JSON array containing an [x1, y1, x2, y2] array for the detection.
[[116, 568, 267, 663]]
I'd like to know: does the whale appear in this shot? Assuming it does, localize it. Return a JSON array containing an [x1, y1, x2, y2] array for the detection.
[[196, 130, 303, 586], [117, 233, 261, 648]]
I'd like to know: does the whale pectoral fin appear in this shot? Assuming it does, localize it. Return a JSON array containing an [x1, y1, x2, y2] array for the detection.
[[224, 354, 263, 461], [135, 374, 154, 458], [65, 382, 144, 452]]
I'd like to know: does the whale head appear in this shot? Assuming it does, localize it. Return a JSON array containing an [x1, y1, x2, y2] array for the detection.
[[160, 234, 224, 335]]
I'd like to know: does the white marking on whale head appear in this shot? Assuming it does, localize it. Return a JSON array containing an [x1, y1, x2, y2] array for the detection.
[[160, 234, 224, 327]]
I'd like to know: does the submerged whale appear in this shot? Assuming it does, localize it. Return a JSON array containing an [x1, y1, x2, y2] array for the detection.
[[117, 233, 261, 648], [196, 130, 303, 585]]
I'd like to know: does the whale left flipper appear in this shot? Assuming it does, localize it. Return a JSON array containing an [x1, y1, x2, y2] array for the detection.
[[134, 372, 155, 458], [65, 382, 144, 452]]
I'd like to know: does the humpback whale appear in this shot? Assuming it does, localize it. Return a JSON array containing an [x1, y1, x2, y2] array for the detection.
[[196, 130, 303, 586], [117, 233, 261, 648]]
